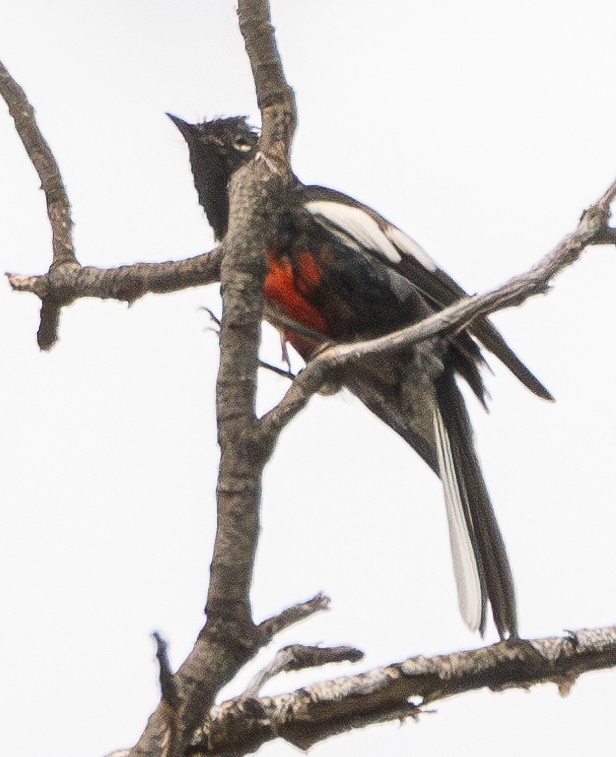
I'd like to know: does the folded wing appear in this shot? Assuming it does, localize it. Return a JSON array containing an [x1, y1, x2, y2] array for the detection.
[[302, 185, 552, 401]]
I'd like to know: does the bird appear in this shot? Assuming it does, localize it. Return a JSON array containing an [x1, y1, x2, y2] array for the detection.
[[168, 113, 552, 639]]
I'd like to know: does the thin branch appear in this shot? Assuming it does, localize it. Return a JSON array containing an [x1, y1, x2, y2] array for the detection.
[[258, 592, 331, 641], [190, 625, 616, 755], [242, 644, 364, 698], [201, 307, 296, 380], [153, 633, 180, 710], [595, 177, 616, 210], [152, 633, 181, 757], [258, 360, 296, 381], [259, 176, 616, 441], [238, 0, 296, 171], [0, 59, 75, 267]]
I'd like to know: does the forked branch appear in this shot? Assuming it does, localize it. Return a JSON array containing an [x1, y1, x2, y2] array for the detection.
[[190, 625, 616, 755]]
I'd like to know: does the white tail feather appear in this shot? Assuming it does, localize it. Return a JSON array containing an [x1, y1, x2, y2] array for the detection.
[[433, 407, 482, 631]]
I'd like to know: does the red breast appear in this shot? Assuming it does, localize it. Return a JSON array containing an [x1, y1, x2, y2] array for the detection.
[[264, 249, 329, 346]]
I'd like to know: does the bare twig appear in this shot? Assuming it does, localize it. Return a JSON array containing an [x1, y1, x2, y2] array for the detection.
[[259, 177, 616, 441], [242, 644, 364, 698], [258, 361, 296, 380], [595, 178, 616, 211], [190, 625, 616, 755], [201, 307, 296, 380], [259, 593, 331, 641], [0, 59, 75, 267], [153, 633, 180, 710], [200, 306, 222, 329]]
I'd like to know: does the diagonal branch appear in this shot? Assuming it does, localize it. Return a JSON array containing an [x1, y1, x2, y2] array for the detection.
[[258, 592, 330, 641], [0, 58, 75, 268], [238, 0, 296, 171], [190, 625, 616, 755], [242, 643, 364, 698], [1, 58, 79, 350], [259, 178, 616, 442]]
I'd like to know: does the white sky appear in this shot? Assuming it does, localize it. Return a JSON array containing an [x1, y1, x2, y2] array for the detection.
[[1, 2, 615, 756]]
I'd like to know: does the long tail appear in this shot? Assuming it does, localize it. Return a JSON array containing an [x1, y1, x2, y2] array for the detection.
[[434, 372, 517, 639], [322, 355, 518, 638]]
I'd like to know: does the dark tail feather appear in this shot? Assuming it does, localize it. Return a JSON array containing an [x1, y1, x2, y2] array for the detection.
[[473, 318, 554, 402], [435, 372, 518, 639], [338, 359, 517, 638]]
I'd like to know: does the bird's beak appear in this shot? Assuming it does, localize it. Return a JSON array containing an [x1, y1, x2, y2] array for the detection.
[[166, 112, 194, 140]]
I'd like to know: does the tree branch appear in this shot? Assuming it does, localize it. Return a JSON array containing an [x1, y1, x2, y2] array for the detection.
[[128, 1, 299, 754], [238, 0, 296, 170], [242, 643, 364, 698], [0, 59, 75, 268], [0, 58, 77, 349], [205, 0, 296, 622], [189, 625, 616, 755], [3, 3, 300, 751], [258, 592, 330, 642], [1, 59, 224, 348], [259, 177, 616, 441], [7, 248, 223, 305], [153, 633, 181, 711]]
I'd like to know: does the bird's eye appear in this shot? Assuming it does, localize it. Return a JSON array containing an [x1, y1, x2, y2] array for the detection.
[[233, 135, 254, 152]]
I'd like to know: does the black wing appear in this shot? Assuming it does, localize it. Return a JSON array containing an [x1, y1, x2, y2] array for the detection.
[[299, 185, 553, 401]]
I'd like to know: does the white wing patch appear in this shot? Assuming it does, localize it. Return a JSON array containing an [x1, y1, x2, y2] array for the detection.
[[306, 200, 440, 274], [433, 407, 483, 632], [305, 201, 402, 264], [385, 226, 438, 272]]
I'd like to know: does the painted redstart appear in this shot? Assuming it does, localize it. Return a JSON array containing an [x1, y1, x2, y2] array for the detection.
[[169, 114, 552, 639]]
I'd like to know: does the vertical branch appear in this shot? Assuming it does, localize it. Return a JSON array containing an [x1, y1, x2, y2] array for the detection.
[[130, 2, 298, 753], [206, 163, 272, 624], [205, 0, 297, 624]]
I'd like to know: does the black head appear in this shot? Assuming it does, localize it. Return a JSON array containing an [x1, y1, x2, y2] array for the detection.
[[168, 114, 259, 240]]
